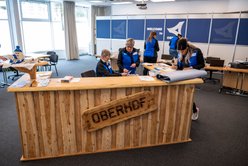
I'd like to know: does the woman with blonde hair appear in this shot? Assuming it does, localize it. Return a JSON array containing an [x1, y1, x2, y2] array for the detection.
[[117, 38, 140, 74], [143, 31, 160, 75]]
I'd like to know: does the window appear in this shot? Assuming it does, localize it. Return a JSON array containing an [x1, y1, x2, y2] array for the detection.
[[0, 0, 12, 54], [75, 5, 90, 55], [0, 0, 7, 19], [20, 1, 66, 58], [21, 0, 49, 20], [51, 2, 65, 56]]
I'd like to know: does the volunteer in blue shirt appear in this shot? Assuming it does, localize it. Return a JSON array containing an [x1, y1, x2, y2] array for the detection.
[[143, 31, 160, 75], [169, 33, 182, 58], [117, 38, 140, 75], [177, 38, 205, 120], [177, 38, 205, 70], [96, 49, 127, 77]]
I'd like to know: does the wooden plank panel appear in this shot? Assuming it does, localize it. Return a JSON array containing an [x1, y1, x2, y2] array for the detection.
[[74, 91, 82, 152], [22, 93, 36, 158], [42, 92, 53, 156], [14, 93, 26, 158], [163, 86, 171, 143], [223, 71, 239, 89], [124, 88, 132, 147], [32, 93, 45, 157], [172, 86, 181, 142], [58, 91, 76, 154], [154, 87, 161, 144], [25, 92, 40, 157], [241, 74, 248, 91], [180, 85, 194, 140], [177, 86, 187, 141], [150, 108, 158, 144], [101, 89, 112, 150], [110, 89, 117, 149], [158, 86, 167, 144], [115, 88, 126, 149], [79, 90, 88, 152], [68, 91, 77, 153], [38, 91, 52, 156], [16, 93, 29, 158], [42, 91, 57, 156], [165, 86, 175, 143], [94, 89, 102, 151], [55, 91, 64, 154], [86, 90, 96, 152], [132, 87, 142, 147], [185, 85, 194, 139], [47, 92, 58, 156]]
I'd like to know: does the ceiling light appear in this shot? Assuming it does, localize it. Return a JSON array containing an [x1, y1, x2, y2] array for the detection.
[[151, 0, 175, 2], [112, 2, 133, 5], [89, 1, 103, 3]]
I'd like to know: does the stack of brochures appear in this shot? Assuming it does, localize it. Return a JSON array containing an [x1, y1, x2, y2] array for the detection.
[[61, 76, 74, 83]]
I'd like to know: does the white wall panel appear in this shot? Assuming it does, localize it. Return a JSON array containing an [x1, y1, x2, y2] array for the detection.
[[208, 44, 234, 65], [96, 39, 111, 55], [111, 39, 126, 53], [234, 46, 248, 61]]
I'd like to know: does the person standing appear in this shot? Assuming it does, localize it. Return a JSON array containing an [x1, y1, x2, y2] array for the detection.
[[96, 49, 127, 77], [117, 38, 140, 74], [169, 33, 182, 58], [143, 31, 160, 75], [177, 38, 205, 120]]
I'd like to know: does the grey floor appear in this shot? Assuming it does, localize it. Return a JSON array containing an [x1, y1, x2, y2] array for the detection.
[[0, 55, 248, 166]]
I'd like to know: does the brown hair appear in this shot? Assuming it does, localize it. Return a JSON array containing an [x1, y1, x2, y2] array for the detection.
[[101, 49, 111, 57], [147, 31, 157, 42]]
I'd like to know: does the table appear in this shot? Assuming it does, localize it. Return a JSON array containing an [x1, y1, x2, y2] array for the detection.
[[8, 75, 203, 161], [1, 61, 48, 87], [204, 65, 248, 94], [1, 63, 11, 88], [25, 53, 50, 60], [12, 61, 48, 87]]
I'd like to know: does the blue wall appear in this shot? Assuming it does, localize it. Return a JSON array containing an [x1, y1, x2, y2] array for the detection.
[[96, 18, 248, 45]]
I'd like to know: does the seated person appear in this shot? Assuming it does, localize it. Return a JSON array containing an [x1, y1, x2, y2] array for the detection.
[[176, 38, 205, 121], [96, 49, 127, 77], [117, 38, 140, 74], [176, 38, 205, 70]]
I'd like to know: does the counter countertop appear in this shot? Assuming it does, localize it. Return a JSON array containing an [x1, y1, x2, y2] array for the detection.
[[8, 75, 203, 92]]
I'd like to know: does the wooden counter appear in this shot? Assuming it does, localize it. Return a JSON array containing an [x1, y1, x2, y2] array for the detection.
[[8, 76, 203, 161]]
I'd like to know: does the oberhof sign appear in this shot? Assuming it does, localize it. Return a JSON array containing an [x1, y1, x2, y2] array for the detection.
[[83, 91, 157, 132]]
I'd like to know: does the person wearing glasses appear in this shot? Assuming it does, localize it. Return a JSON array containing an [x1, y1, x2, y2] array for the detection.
[[143, 31, 160, 75], [177, 38, 205, 120], [96, 49, 127, 77], [117, 38, 140, 74]]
